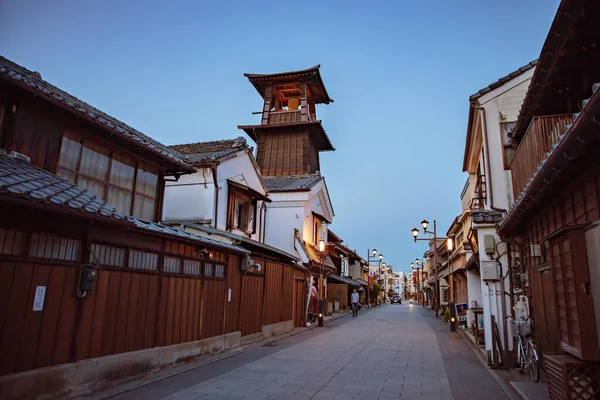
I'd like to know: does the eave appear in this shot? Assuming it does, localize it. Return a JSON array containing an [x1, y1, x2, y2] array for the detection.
[[237, 121, 335, 152]]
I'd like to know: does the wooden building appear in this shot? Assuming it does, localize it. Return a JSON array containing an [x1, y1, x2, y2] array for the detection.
[[0, 56, 307, 399], [237, 66, 337, 320], [497, 1, 600, 397]]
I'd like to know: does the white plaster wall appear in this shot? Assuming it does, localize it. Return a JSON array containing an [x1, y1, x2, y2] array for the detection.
[[302, 180, 334, 245], [215, 151, 267, 241], [476, 227, 513, 358], [163, 168, 215, 222], [478, 70, 533, 211], [349, 261, 361, 280], [496, 79, 531, 122], [264, 200, 304, 256], [467, 269, 482, 329]]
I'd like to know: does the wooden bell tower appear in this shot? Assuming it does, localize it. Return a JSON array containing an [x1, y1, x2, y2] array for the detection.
[[238, 65, 335, 176]]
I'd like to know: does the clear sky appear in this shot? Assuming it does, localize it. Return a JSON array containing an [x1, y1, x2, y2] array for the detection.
[[0, 0, 559, 274]]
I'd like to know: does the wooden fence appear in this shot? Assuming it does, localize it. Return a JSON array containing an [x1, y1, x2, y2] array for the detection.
[[0, 221, 306, 376]]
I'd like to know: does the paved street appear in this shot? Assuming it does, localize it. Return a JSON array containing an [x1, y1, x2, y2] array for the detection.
[[107, 304, 509, 400]]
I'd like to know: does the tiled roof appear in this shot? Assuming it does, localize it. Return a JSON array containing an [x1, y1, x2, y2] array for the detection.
[[469, 60, 537, 102], [169, 137, 249, 164], [471, 209, 504, 224], [244, 65, 333, 105], [263, 174, 322, 192], [303, 241, 335, 270], [0, 56, 193, 172], [0, 152, 248, 254], [328, 274, 361, 287], [0, 151, 127, 220]]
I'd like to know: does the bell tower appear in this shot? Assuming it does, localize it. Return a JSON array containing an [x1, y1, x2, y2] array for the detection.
[[238, 65, 335, 176]]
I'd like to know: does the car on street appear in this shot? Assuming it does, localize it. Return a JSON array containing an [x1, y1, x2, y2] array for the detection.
[[391, 295, 401, 304]]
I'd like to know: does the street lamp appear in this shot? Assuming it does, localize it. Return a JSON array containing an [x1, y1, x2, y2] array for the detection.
[[318, 239, 327, 327], [411, 219, 452, 318], [367, 248, 384, 307], [446, 236, 456, 332]]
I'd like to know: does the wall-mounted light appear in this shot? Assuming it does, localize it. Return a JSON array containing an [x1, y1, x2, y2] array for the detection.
[[319, 239, 326, 252]]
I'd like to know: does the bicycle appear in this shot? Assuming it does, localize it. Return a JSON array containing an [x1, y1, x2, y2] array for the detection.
[[508, 316, 540, 382]]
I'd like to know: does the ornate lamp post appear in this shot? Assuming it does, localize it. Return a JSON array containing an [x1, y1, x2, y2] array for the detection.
[[447, 236, 456, 332], [367, 249, 383, 308], [367, 249, 383, 306], [411, 219, 452, 319], [318, 239, 326, 327]]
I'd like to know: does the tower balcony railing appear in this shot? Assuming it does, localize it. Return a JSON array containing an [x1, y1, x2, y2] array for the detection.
[[510, 114, 573, 198], [267, 110, 302, 125]]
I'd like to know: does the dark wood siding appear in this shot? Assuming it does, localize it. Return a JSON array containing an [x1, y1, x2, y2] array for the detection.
[[0, 205, 304, 376], [256, 129, 311, 176], [518, 168, 600, 361]]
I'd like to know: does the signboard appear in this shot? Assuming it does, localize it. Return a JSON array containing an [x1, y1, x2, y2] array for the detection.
[[33, 286, 46, 311], [455, 302, 469, 324]]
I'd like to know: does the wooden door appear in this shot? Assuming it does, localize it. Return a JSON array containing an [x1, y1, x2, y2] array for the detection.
[[531, 264, 560, 357]]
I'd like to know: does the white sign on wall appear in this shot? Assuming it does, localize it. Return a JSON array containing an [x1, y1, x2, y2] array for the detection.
[[33, 286, 46, 311]]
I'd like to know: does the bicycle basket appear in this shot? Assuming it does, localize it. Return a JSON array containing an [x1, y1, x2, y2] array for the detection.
[[510, 319, 532, 337]]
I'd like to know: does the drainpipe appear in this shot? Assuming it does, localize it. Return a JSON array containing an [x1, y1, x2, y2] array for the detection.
[[262, 203, 268, 243], [211, 165, 218, 229]]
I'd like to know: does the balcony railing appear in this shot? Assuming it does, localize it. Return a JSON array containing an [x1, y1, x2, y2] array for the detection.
[[268, 110, 302, 125], [510, 114, 573, 198]]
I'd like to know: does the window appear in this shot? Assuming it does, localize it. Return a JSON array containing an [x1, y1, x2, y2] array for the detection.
[[204, 262, 214, 277], [341, 257, 348, 277], [164, 255, 181, 273], [58, 133, 158, 220], [228, 192, 255, 234], [89, 243, 125, 267], [183, 259, 201, 276], [501, 122, 517, 169], [128, 250, 158, 271], [215, 264, 225, 279], [29, 233, 80, 262], [0, 228, 25, 256]]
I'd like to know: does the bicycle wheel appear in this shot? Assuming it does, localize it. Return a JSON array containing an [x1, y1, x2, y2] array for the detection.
[[528, 348, 540, 382]]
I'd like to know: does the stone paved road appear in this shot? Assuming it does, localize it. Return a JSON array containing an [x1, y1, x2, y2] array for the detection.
[[108, 304, 509, 400]]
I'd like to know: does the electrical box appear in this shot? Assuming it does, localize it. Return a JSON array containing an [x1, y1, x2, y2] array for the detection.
[[483, 234, 496, 255], [481, 260, 499, 281], [78, 265, 97, 293]]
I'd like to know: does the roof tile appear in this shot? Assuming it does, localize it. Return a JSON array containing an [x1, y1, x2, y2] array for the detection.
[[0, 152, 248, 254], [263, 174, 322, 192], [0, 56, 192, 172], [469, 60, 537, 102], [169, 137, 248, 164]]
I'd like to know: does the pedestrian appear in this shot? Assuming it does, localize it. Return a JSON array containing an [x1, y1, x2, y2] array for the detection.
[[351, 288, 360, 317]]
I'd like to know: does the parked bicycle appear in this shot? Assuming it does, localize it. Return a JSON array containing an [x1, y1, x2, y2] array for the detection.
[[507, 316, 540, 382]]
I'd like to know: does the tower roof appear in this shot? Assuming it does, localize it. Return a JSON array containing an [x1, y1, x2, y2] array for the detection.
[[244, 65, 333, 104]]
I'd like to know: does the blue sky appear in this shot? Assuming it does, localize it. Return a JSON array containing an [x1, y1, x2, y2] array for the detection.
[[0, 1, 559, 274]]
